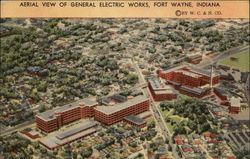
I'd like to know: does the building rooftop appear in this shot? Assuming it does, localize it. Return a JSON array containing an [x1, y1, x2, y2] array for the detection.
[[188, 54, 202, 59], [220, 74, 234, 80], [36, 98, 98, 121], [123, 115, 146, 125], [39, 128, 96, 149], [161, 65, 217, 77], [214, 87, 227, 95], [110, 94, 127, 103], [230, 97, 241, 107], [166, 80, 181, 86], [97, 98, 113, 105], [155, 89, 175, 95], [180, 86, 209, 95], [231, 109, 250, 121], [95, 96, 149, 115], [137, 111, 152, 119], [56, 121, 97, 139], [175, 70, 202, 78], [149, 78, 176, 94], [148, 78, 165, 90]]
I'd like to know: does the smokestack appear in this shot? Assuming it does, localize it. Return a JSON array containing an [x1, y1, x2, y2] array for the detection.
[[210, 65, 213, 88]]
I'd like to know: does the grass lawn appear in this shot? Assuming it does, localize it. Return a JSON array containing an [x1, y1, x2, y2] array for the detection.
[[158, 107, 187, 134], [218, 50, 249, 72]]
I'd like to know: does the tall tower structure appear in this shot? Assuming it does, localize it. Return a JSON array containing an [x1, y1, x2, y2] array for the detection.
[[210, 65, 214, 88]]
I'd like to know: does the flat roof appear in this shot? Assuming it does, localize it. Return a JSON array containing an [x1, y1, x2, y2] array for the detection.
[[220, 74, 234, 80], [166, 80, 181, 86], [148, 78, 165, 90], [231, 109, 249, 121], [180, 86, 208, 95], [39, 128, 96, 149], [148, 78, 176, 94], [188, 54, 202, 59], [97, 98, 113, 105], [161, 65, 217, 77], [110, 94, 127, 103], [124, 115, 146, 125], [214, 87, 227, 95], [137, 111, 152, 119], [230, 97, 241, 107], [36, 98, 98, 121], [95, 96, 149, 115], [155, 89, 175, 95], [56, 121, 97, 139], [175, 70, 201, 78]]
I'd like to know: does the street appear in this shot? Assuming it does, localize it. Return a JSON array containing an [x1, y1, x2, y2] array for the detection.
[[0, 119, 35, 136], [131, 58, 180, 159]]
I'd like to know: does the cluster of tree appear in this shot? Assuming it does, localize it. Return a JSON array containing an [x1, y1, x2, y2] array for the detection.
[[96, 56, 119, 71], [140, 129, 157, 141], [78, 147, 93, 158], [0, 87, 20, 100], [109, 42, 125, 51], [123, 74, 138, 85], [95, 138, 115, 151], [1, 134, 32, 159], [1, 27, 38, 74], [43, 19, 63, 35], [160, 96, 218, 135], [192, 20, 215, 30]]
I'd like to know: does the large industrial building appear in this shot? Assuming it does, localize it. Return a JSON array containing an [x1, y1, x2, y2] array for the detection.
[[148, 77, 177, 101], [36, 96, 150, 132], [94, 96, 150, 125], [39, 121, 97, 150], [36, 99, 98, 132], [157, 65, 219, 98]]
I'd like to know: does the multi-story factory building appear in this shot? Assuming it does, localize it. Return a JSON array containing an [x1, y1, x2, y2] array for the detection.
[[94, 96, 150, 125], [36, 96, 150, 132], [157, 65, 219, 98], [148, 77, 177, 101], [158, 65, 219, 88], [36, 99, 98, 133]]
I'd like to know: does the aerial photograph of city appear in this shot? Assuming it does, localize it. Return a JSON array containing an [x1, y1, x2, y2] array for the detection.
[[0, 18, 249, 159]]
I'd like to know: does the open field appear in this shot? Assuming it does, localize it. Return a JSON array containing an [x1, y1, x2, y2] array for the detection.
[[218, 50, 249, 72]]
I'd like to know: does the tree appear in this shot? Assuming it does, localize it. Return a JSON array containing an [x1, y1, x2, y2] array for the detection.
[[129, 141, 137, 148], [124, 74, 138, 84], [39, 104, 46, 113]]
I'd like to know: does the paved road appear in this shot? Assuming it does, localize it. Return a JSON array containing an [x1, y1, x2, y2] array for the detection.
[[198, 45, 249, 68], [0, 119, 35, 136], [132, 58, 180, 159]]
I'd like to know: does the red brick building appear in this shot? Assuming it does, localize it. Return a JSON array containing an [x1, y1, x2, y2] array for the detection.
[[123, 115, 146, 128], [94, 96, 150, 125], [158, 65, 219, 88], [148, 78, 177, 102], [36, 96, 150, 132], [36, 99, 98, 133], [158, 65, 218, 98], [229, 97, 241, 114], [39, 122, 97, 150], [178, 86, 211, 98], [213, 87, 228, 101]]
